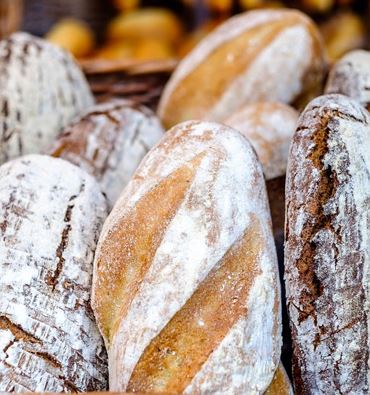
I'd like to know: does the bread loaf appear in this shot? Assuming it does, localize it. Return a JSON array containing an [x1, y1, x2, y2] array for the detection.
[[225, 102, 298, 181], [92, 120, 281, 394], [50, 100, 164, 208], [285, 94, 370, 394], [0, 33, 94, 165], [265, 363, 293, 395], [0, 155, 108, 392], [325, 50, 370, 111], [158, 9, 326, 128]]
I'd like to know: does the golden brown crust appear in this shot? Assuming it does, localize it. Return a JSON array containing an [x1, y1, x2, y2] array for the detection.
[[127, 217, 262, 393], [93, 120, 281, 393], [158, 10, 326, 128], [265, 363, 293, 395], [93, 154, 203, 344]]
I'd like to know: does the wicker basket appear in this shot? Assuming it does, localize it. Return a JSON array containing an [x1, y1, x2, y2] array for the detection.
[[22, 0, 115, 39], [0, 0, 23, 39], [80, 58, 178, 110]]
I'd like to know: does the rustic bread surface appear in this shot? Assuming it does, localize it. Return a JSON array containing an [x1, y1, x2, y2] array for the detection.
[[325, 50, 370, 111], [92, 120, 281, 394], [0, 33, 94, 164], [158, 9, 326, 128], [50, 99, 164, 208], [0, 155, 108, 392], [285, 94, 370, 394]]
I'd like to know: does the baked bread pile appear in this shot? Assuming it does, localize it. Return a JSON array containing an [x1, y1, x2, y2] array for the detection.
[[0, 7, 369, 395]]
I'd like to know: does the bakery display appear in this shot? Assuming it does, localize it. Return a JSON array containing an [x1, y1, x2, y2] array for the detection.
[[50, 99, 164, 209], [325, 50, 370, 111], [92, 120, 281, 394], [0, 33, 94, 165], [0, 1, 369, 393], [0, 155, 108, 392], [158, 9, 326, 128], [285, 94, 370, 394]]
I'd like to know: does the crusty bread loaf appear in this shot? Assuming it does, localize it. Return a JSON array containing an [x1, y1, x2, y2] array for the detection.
[[265, 363, 293, 395], [50, 99, 164, 208], [0, 33, 94, 165], [158, 9, 326, 128], [92, 120, 281, 394], [0, 155, 108, 392], [325, 50, 370, 111], [285, 94, 370, 394]]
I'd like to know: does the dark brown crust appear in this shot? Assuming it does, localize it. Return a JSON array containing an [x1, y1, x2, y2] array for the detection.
[[285, 94, 370, 394]]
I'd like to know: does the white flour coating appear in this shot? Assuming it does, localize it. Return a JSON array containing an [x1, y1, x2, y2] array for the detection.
[[51, 100, 164, 209], [208, 25, 312, 122], [159, 10, 308, 118], [325, 50, 370, 109], [0, 32, 94, 164], [184, 249, 280, 395], [0, 155, 108, 392], [158, 9, 325, 124], [226, 102, 298, 179], [95, 121, 281, 393], [285, 94, 370, 394]]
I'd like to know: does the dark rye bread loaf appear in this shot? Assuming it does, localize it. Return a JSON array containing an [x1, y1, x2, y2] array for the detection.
[[285, 94, 370, 394], [0, 155, 108, 392]]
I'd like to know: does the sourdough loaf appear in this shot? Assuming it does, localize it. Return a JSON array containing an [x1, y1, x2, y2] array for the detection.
[[92, 120, 281, 394], [158, 9, 326, 128], [285, 94, 370, 394], [50, 100, 164, 208], [325, 50, 370, 111], [0, 155, 108, 392], [0, 33, 94, 164]]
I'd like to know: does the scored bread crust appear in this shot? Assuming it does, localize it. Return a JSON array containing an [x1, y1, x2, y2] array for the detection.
[[50, 99, 164, 208], [0, 155, 108, 392], [0, 33, 94, 165], [158, 9, 326, 128], [92, 120, 281, 394], [285, 94, 370, 394], [325, 50, 370, 111]]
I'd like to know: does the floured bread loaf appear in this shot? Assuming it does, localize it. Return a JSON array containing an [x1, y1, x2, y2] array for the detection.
[[50, 99, 164, 208], [92, 120, 281, 394], [285, 94, 370, 394], [158, 9, 326, 128], [225, 102, 298, 181], [225, 101, 298, 239], [0, 155, 108, 392], [325, 50, 370, 111], [0, 32, 94, 165]]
